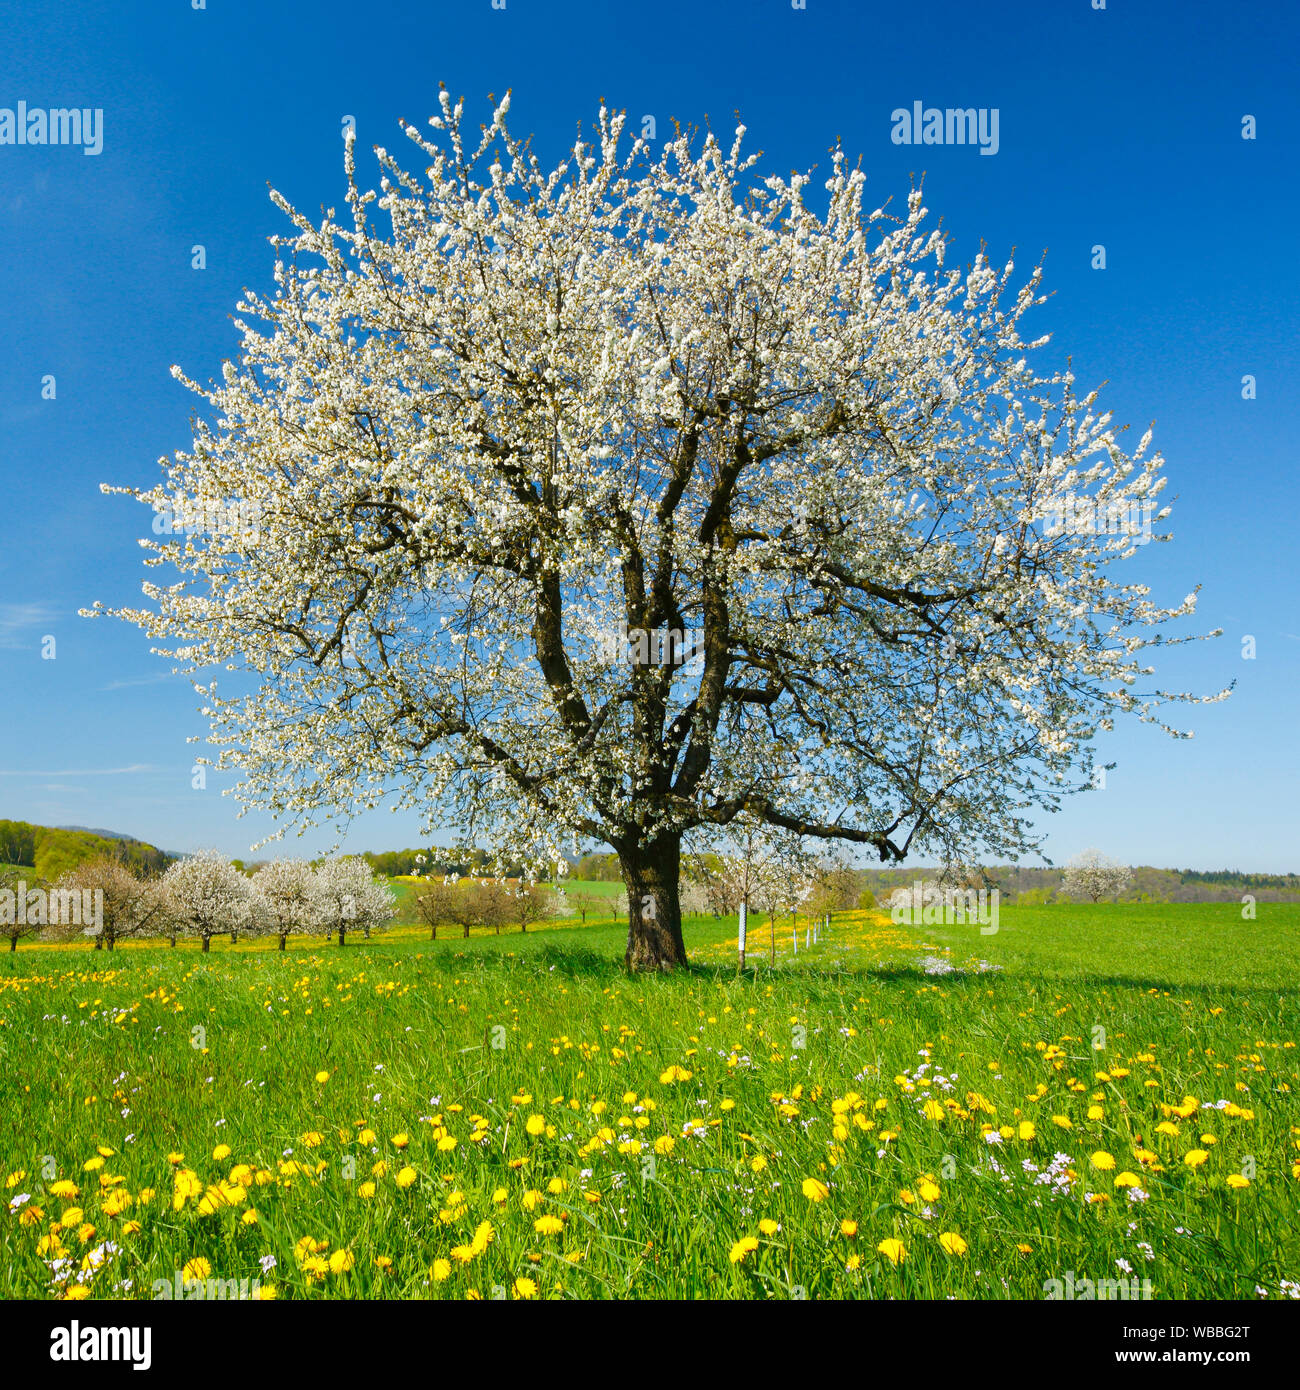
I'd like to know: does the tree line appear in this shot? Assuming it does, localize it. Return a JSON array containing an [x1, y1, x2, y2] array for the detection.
[[0, 852, 394, 952]]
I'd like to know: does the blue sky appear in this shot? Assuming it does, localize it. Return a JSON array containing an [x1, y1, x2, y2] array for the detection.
[[0, 0, 1296, 869]]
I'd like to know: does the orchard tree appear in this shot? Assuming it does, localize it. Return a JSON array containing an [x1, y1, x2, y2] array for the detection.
[[311, 856, 395, 945], [57, 857, 166, 951], [435, 876, 486, 939], [163, 850, 252, 953], [471, 880, 514, 936], [508, 882, 555, 934], [560, 886, 606, 928], [412, 876, 462, 939], [254, 858, 317, 950], [1062, 849, 1132, 903], [93, 95, 1224, 970]]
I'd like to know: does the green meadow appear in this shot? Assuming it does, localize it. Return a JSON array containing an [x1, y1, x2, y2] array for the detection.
[[1, 902, 1296, 1300]]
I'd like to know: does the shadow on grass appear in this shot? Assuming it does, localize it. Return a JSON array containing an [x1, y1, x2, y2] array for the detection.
[[465, 949, 1300, 1006]]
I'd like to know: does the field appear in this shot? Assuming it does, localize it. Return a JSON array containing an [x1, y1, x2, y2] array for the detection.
[[1, 901, 1297, 1301]]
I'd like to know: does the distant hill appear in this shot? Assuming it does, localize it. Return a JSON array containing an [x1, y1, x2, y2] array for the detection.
[[0, 819, 175, 880], [55, 825, 186, 859]]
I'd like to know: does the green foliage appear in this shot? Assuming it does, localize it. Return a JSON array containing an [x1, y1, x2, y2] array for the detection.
[[0, 822, 172, 881], [0, 820, 37, 867]]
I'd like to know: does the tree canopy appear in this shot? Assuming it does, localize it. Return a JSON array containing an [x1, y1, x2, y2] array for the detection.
[[95, 96, 1223, 968]]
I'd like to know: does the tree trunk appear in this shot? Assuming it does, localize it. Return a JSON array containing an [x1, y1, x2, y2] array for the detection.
[[430, 924, 437, 941], [463, 923, 470, 939], [8, 935, 15, 952], [619, 837, 687, 971], [94, 935, 103, 951], [106, 933, 115, 951], [338, 923, 347, 947], [201, 933, 211, 953], [278, 933, 287, 951]]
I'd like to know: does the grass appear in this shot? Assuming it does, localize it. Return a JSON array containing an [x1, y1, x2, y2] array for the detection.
[[0, 902, 1296, 1300]]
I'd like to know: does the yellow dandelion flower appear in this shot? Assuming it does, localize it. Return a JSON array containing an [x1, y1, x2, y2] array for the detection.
[[729, 1236, 759, 1265]]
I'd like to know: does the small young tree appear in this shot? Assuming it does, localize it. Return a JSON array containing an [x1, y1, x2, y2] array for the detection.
[[1062, 850, 1132, 903], [560, 887, 606, 928], [57, 857, 166, 951], [254, 859, 317, 950], [311, 857, 396, 946], [774, 854, 817, 944], [163, 851, 252, 953], [691, 822, 810, 967]]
